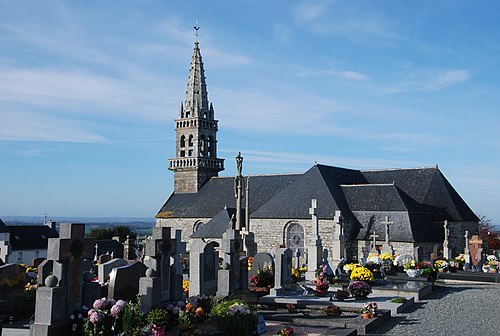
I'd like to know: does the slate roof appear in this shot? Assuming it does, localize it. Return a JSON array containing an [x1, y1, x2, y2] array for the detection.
[[0, 218, 8, 233], [157, 173, 301, 219], [8, 225, 59, 250], [158, 164, 478, 242], [190, 207, 240, 239]]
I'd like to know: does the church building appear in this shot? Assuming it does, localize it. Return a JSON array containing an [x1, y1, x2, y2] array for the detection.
[[156, 40, 479, 265]]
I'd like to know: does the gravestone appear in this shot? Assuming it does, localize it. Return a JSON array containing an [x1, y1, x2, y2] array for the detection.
[[47, 223, 93, 314], [37, 259, 54, 286], [189, 239, 218, 296], [369, 231, 379, 254], [414, 246, 421, 262], [217, 228, 242, 297], [305, 199, 323, 281], [464, 230, 471, 267], [0, 263, 24, 286], [469, 234, 483, 267], [240, 256, 249, 289], [270, 248, 293, 296], [98, 258, 128, 283], [169, 229, 186, 301], [144, 227, 173, 301], [139, 268, 160, 313], [32, 257, 46, 268], [380, 216, 394, 255], [108, 260, 147, 302], [123, 235, 136, 260], [82, 271, 100, 309], [249, 252, 274, 279], [31, 275, 68, 336], [443, 220, 451, 259]]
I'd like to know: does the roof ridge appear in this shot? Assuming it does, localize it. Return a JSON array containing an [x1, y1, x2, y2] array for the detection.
[[341, 183, 395, 187], [211, 172, 303, 179], [361, 166, 439, 172]]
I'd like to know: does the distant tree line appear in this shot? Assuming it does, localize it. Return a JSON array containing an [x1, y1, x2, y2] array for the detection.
[[478, 215, 500, 251], [87, 225, 137, 240]]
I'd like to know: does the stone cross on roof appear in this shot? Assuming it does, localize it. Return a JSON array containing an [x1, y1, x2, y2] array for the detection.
[[47, 223, 93, 314]]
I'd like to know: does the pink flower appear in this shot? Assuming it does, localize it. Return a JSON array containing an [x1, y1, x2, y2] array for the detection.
[[115, 299, 126, 307], [110, 304, 123, 317], [89, 311, 103, 324], [93, 298, 108, 310]]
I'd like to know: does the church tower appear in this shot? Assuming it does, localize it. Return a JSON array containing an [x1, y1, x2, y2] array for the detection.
[[168, 41, 224, 193]]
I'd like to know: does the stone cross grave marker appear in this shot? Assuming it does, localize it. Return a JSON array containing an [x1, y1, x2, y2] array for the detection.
[[369, 231, 379, 253], [217, 228, 242, 296], [144, 227, 173, 301], [469, 234, 483, 267], [380, 216, 394, 255], [306, 198, 323, 281], [47, 223, 93, 315], [464, 230, 471, 266], [270, 248, 293, 296], [170, 229, 186, 301], [443, 220, 451, 259]]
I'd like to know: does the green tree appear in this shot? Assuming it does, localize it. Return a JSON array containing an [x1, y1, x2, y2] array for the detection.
[[88, 225, 137, 240]]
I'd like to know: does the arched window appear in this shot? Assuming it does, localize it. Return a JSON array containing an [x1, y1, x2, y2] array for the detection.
[[286, 223, 304, 253], [193, 221, 204, 233], [200, 135, 206, 156], [180, 135, 186, 148], [188, 135, 194, 147]]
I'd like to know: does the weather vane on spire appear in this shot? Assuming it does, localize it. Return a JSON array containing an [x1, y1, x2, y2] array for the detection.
[[193, 19, 200, 42]]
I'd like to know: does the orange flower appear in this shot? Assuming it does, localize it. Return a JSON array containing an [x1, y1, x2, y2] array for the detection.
[[185, 303, 193, 312], [195, 307, 204, 317]]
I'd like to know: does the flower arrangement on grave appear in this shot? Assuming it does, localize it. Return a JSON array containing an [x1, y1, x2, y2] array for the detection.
[[342, 263, 362, 273], [291, 267, 301, 283], [249, 265, 274, 287], [248, 256, 253, 271], [182, 279, 189, 296], [84, 297, 126, 336], [433, 259, 449, 272], [366, 254, 382, 265], [277, 326, 295, 336], [323, 304, 342, 316], [403, 260, 416, 270], [146, 308, 171, 336], [415, 261, 433, 276], [286, 303, 297, 313], [349, 267, 374, 281], [121, 296, 146, 336], [211, 299, 257, 336], [347, 280, 372, 298], [315, 264, 328, 279], [360, 301, 378, 318], [299, 266, 308, 273], [380, 253, 394, 262], [393, 255, 414, 270], [24, 265, 38, 291]]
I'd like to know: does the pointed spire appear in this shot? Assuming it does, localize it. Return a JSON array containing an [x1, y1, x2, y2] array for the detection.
[[184, 41, 209, 118]]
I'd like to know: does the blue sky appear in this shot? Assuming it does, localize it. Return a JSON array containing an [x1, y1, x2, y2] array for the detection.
[[1, 1, 499, 225]]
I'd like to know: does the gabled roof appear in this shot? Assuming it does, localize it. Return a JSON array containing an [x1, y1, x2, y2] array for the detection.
[[157, 173, 301, 219], [190, 207, 238, 239], [0, 218, 8, 233], [251, 165, 363, 219], [8, 225, 59, 250], [361, 167, 478, 221]]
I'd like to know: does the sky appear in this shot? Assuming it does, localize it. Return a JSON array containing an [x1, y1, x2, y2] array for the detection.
[[1, 1, 499, 225]]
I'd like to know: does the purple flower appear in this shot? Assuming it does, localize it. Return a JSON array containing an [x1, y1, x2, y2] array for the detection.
[[93, 298, 108, 310], [165, 304, 174, 311], [108, 299, 116, 307], [87, 309, 96, 317], [115, 300, 126, 308], [172, 307, 180, 315], [176, 300, 186, 309], [89, 311, 104, 324], [110, 304, 123, 317]]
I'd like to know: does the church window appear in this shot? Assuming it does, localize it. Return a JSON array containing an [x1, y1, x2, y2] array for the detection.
[[188, 135, 194, 146], [188, 149, 193, 157], [193, 221, 204, 233], [286, 223, 304, 254], [200, 135, 206, 156], [180, 135, 186, 148], [180, 150, 185, 157]]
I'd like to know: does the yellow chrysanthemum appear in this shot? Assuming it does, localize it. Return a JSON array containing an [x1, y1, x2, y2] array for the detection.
[[349, 267, 375, 281]]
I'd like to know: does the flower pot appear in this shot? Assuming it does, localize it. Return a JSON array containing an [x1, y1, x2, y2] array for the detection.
[[405, 269, 420, 277], [361, 313, 371, 319], [490, 268, 497, 274]]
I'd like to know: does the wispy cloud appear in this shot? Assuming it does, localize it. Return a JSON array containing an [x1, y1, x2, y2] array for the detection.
[[423, 70, 470, 91], [294, 0, 332, 24], [298, 66, 370, 81]]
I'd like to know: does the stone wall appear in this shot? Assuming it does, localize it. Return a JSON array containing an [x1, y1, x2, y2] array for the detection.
[[448, 221, 479, 258], [156, 217, 212, 250]]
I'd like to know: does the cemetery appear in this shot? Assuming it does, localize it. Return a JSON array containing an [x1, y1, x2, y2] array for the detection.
[[0, 218, 498, 336]]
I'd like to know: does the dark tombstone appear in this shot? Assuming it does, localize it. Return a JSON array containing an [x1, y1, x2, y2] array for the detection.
[[169, 229, 186, 301], [144, 227, 173, 301], [98, 258, 128, 283], [37, 259, 54, 286], [82, 271, 101, 309], [217, 228, 242, 297], [240, 256, 249, 289], [270, 248, 293, 296], [0, 263, 24, 286], [108, 261, 147, 302], [47, 223, 93, 314], [97, 254, 111, 264], [32, 257, 46, 268], [190, 239, 218, 296]]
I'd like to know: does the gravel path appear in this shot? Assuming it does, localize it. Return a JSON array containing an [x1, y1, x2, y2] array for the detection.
[[372, 283, 500, 336]]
